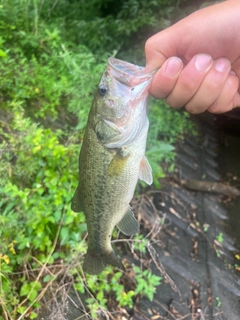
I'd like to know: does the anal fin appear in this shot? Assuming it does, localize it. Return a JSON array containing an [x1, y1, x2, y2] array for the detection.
[[138, 156, 153, 185], [117, 206, 139, 236]]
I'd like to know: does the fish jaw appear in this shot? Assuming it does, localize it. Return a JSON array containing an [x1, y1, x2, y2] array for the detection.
[[108, 57, 156, 87]]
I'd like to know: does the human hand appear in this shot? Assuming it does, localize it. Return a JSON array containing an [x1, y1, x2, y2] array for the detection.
[[145, 0, 240, 114]]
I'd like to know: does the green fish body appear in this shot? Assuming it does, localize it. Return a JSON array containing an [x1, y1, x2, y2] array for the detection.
[[71, 58, 154, 275]]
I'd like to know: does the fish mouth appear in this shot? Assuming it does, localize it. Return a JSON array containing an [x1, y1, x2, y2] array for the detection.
[[108, 57, 157, 87], [100, 57, 155, 148]]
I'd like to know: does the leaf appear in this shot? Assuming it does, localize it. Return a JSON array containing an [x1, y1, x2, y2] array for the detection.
[[60, 227, 69, 245], [74, 282, 85, 294], [28, 289, 37, 302], [30, 312, 38, 319], [54, 210, 62, 222], [147, 291, 154, 302], [43, 275, 56, 283], [0, 49, 6, 57], [17, 306, 27, 314], [20, 283, 30, 297], [31, 281, 42, 291]]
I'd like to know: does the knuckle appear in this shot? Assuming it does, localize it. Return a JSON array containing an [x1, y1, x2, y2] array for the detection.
[[226, 74, 239, 91], [178, 74, 198, 95], [145, 37, 155, 55], [181, 81, 196, 95], [165, 95, 183, 109], [204, 79, 221, 93], [208, 102, 234, 114], [185, 103, 202, 114]]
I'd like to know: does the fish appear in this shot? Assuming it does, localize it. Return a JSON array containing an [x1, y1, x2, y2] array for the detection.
[[71, 57, 155, 275]]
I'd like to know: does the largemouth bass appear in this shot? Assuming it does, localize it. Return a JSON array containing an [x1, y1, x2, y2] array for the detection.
[[71, 57, 154, 275]]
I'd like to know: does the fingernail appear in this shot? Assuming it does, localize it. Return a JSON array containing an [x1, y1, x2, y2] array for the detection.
[[214, 58, 231, 73], [230, 70, 236, 76], [165, 57, 182, 76], [194, 54, 212, 71]]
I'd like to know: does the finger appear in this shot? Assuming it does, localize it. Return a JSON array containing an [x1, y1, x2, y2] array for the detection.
[[145, 23, 190, 71], [185, 58, 231, 114], [232, 56, 240, 92], [149, 57, 183, 99], [145, 32, 173, 71], [207, 73, 239, 113], [145, 1, 240, 72], [165, 54, 213, 108], [232, 91, 240, 108]]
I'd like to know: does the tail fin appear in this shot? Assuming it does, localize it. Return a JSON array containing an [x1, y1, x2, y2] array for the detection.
[[83, 249, 125, 275]]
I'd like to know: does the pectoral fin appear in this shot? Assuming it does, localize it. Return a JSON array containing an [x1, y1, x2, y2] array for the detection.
[[107, 149, 130, 177], [138, 156, 153, 185], [117, 206, 139, 236], [71, 185, 84, 212]]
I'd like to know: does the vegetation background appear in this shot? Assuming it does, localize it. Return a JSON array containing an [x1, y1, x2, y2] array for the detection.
[[0, 0, 198, 319]]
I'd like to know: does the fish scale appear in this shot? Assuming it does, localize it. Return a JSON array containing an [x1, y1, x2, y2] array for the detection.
[[71, 57, 155, 275]]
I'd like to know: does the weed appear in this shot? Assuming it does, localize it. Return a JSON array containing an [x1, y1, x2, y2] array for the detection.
[[216, 297, 221, 307], [235, 264, 240, 271], [73, 262, 162, 319], [134, 266, 162, 301], [203, 223, 210, 232], [216, 233, 224, 244], [132, 234, 149, 254]]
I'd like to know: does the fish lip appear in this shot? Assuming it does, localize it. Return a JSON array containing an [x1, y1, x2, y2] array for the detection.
[[108, 57, 157, 87]]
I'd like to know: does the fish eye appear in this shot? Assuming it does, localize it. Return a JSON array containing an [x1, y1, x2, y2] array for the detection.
[[98, 84, 108, 97]]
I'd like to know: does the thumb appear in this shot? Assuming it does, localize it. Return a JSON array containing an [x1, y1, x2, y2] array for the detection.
[[145, 27, 181, 71]]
